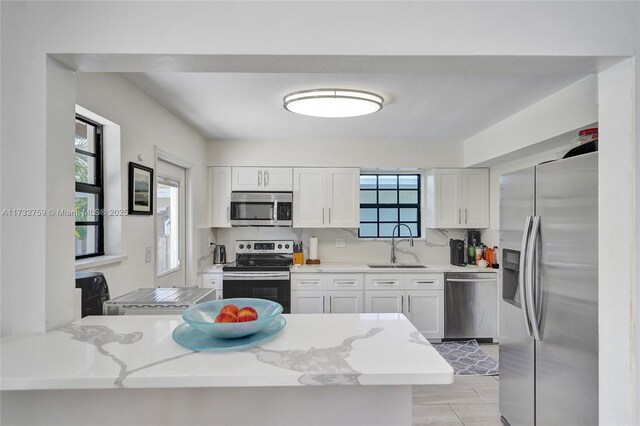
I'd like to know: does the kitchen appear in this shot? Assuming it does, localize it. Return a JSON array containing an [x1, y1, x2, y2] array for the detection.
[[1, 2, 639, 426]]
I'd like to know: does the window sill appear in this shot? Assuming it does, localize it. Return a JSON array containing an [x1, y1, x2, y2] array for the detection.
[[75, 254, 128, 271]]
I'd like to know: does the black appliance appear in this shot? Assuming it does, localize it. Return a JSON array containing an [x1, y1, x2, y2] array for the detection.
[[75, 271, 110, 317], [449, 239, 466, 267], [223, 240, 292, 313], [230, 192, 293, 227], [213, 245, 227, 264], [466, 230, 481, 247]]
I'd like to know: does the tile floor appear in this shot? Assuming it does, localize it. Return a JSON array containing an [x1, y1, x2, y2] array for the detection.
[[412, 343, 501, 426]]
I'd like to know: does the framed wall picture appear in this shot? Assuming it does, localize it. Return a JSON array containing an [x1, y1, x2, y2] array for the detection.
[[128, 162, 154, 215]]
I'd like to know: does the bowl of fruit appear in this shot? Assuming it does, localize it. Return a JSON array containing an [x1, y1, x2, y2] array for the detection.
[[181, 298, 283, 339]]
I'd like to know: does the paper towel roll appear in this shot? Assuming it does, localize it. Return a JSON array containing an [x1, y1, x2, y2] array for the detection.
[[309, 237, 319, 260]]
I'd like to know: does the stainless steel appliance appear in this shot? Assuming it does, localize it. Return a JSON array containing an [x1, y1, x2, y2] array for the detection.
[[223, 240, 293, 313], [449, 239, 466, 266], [499, 152, 598, 426], [103, 287, 217, 315], [213, 245, 227, 264], [230, 192, 293, 227], [444, 272, 498, 340]]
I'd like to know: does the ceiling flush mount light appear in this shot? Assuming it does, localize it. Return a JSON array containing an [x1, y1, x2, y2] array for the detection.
[[283, 89, 384, 118]]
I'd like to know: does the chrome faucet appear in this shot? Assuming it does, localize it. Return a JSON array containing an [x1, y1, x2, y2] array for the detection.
[[390, 224, 414, 264]]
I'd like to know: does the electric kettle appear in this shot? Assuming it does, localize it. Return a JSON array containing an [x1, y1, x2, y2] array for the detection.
[[213, 245, 227, 264]]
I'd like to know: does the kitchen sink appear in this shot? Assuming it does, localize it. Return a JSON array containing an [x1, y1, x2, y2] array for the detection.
[[367, 264, 426, 269]]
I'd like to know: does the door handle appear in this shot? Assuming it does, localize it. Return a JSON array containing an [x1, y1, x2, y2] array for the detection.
[[329, 295, 332, 313], [401, 295, 404, 313], [408, 295, 411, 313], [258, 170, 262, 187], [322, 208, 325, 224], [328, 208, 331, 224], [526, 215, 542, 341], [458, 208, 461, 224], [520, 216, 533, 336], [465, 208, 468, 224], [322, 295, 325, 313], [265, 170, 269, 186], [376, 281, 397, 286]]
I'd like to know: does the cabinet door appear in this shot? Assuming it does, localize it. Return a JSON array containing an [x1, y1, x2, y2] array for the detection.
[[327, 291, 364, 313], [406, 290, 444, 339], [232, 167, 263, 191], [293, 168, 327, 227], [263, 168, 293, 191], [211, 167, 232, 228], [326, 168, 360, 228], [433, 169, 462, 228], [365, 290, 405, 314], [461, 169, 489, 228], [291, 290, 325, 314]]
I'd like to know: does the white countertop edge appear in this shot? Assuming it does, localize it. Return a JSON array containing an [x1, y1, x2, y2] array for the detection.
[[291, 263, 498, 274]]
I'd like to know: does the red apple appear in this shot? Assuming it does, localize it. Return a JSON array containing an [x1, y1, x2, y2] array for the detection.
[[219, 304, 239, 316], [215, 311, 238, 323], [237, 307, 258, 322]]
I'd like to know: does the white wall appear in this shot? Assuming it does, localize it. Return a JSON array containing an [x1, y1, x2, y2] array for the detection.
[[1, 1, 638, 423], [75, 73, 208, 299]]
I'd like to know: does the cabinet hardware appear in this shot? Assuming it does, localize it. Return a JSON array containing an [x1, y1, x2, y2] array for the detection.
[[322, 208, 325, 224], [401, 295, 404, 313], [335, 281, 355, 286], [322, 295, 325, 313], [329, 208, 331, 224], [258, 170, 262, 186], [408, 295, 411, 313], [458, 208, 461, 224], [226, 206, 230, 222], [415, 281, 435, 285], [376, 281, 397, 285], [329, 295, 332, 313], [299, 281, 320, 286], [265, 170, 270, 186], [465, 208, 468, 224]]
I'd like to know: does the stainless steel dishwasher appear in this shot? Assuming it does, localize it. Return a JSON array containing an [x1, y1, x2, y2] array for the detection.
[[444, 272, 498, 341]]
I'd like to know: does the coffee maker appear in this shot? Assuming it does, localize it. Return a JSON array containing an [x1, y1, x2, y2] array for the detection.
[[449, 239, 466, 266]]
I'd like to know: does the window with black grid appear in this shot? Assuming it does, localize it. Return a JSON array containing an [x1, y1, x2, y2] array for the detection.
[[359, 174, 421, 238]]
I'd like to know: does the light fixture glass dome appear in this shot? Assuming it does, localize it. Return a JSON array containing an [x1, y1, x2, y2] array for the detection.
[[283, 89, 384, 118]]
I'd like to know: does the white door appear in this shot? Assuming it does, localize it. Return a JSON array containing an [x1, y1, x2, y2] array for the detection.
[[434, 169, 462, 228], [406, 290, 444, 339], [211, 167, 231, 228], [293, 168, 326, 227], [263, 168, 293, 191], [461, 168, 489, 228], [365, 290, 405, 314], [156, 159, 186, 287], [231, 167, 263, 191], [291, 290, 325, 314], [326, 168, 360, 228], [327, 291, 364, 313]]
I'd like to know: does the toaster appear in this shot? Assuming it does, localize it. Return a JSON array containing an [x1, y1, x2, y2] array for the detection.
[[449, 239, 466, 267]]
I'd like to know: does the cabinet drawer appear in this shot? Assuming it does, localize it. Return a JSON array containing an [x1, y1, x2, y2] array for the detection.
[[406, 274, 444, 290], [365, 274, 404, 290], [291, 274, 326, 290], [326, 274, 364, 290], [202, 273, 223, 290]]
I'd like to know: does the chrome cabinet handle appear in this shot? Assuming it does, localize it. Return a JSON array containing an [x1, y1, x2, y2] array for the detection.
[[322, 208, 325, 224], [408, 295, 411, 313], [329, 295, 332, 313], [520, 216, 533, 336], [465, 208, 468, 224], [329, 208, 331, 224], [226, 206, 230, 222], [376, 281, 397, 285], [322, 295, 325, 313], [257, 170, 262, 186], [335, 281, 356, 286], [265, 170, 269, 186], [526, 216, 542, 341], [401, 295, 404, 313], [458, 208, 461, 224]]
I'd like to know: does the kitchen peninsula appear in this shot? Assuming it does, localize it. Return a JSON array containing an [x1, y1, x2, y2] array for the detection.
[[1, 313, 453, 426]]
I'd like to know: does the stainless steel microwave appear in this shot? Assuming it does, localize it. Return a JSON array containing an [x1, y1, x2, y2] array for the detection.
[[230, 192, 293, 227]]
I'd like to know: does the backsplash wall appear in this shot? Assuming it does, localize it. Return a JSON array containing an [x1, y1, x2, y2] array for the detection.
[[204, 227, 467, 266]]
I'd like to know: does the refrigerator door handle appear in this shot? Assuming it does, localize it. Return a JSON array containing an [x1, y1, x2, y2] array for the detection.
[[519, 216, 533, 336], [526, 215, 542, 341]]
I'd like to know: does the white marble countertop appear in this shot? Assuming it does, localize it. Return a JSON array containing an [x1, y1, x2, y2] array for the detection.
[[198, 264, 224, 274], [291, 262, 498, 274], [1, 314, 453, 391]]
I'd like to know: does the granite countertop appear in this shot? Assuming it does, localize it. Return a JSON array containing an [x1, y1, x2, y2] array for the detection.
[[1, 314, 453, 391], [291, 262, 498, 274]]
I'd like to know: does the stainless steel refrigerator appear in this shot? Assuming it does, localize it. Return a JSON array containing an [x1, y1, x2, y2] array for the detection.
[[499, 152, 598, 426]]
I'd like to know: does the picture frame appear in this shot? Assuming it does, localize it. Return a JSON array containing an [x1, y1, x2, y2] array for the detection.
[[128, 162, 154, 215]]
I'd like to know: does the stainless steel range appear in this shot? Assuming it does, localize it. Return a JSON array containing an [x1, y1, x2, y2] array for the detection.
[[222, 240, 293, 313]]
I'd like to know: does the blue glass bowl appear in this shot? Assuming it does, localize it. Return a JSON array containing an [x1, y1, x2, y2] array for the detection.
[[181, 298, 283, 339]]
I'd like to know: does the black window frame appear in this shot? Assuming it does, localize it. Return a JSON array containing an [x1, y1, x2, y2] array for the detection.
[[75, 115, 105, 259], [358, 173, 422, 239]]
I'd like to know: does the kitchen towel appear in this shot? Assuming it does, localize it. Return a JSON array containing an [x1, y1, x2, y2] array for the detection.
[[309, 237, 319, 260]]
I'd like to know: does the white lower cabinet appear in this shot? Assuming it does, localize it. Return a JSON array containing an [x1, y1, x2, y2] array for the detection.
[[291, 274, 363, 314], [364, 273, 444, 340], [201, 273, 224, 300]]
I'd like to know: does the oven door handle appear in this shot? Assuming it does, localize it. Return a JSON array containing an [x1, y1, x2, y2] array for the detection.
[[223, 272, 290, 280]]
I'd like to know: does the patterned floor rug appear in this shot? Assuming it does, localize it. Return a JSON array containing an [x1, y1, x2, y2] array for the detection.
[[432, 340, 499, 376]]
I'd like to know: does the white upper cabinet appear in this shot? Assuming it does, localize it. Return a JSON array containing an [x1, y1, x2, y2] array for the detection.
[[293, 167, 359, 228], [231, 167, 293, 192], [426, 168, 489, 229], [210, 166, 232, 228]]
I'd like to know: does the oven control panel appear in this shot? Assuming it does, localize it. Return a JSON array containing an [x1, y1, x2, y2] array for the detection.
[[235, 240, 294, 254]]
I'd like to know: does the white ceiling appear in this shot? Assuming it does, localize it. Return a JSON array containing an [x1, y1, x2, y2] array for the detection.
[[117, 56, 606, 143]]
